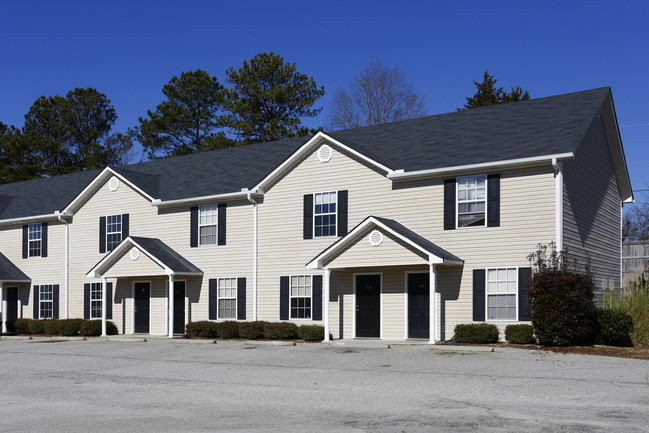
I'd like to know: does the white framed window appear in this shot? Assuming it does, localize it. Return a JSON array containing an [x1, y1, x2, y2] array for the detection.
[[28, 223, 42, 257], [199, 204, 218, 246], [290, 275, 312, 319], [487, 268, 517, 321], [217, 277, 237, 319], [39, 284, 54, 319], [314, 191, 337, 237], [90, 283, 103, 319], [106, 214, 122, 251], [457, 175, 486, 228]]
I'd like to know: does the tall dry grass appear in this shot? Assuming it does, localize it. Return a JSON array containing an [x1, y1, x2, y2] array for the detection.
[[605, 269, 649, 347]]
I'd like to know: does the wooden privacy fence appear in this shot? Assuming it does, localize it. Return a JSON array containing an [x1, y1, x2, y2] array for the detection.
[[622, 241, 649, 284]]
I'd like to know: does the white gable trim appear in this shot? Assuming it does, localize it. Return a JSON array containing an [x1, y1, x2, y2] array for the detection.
[[601, 93, 633, 203], [63, 167, 156, 215], [306, 217, 460, 269], [253, 132, 396, 191]]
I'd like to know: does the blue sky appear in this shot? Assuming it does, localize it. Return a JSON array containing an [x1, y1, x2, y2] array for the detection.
[[1, 1, 648, 202]]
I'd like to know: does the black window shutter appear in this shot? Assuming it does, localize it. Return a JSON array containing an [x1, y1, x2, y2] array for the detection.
[[52, 285, 59, 319], [84, 283, 91, 319], [237, 277, 246, 320], [99, 216, 106, 253], [312, 275, 322, 321], [444, 179, 456, 230], [208, 279, 217, 320], [518, 267, 532, 321], [121, 214, 129, 240], [303, 194, 313, 239], [218, 203, 226, 246], [106, 282, 113, 320], [22, 225, 28, 258], [473, 269, 486, 321], [41, 223, 48, 257], [337, 190, 348, 237], [33, 285, 39, 319], [487, 174, 500, 227], [190, 207, 198, 248], [280, 276, 289, 320]]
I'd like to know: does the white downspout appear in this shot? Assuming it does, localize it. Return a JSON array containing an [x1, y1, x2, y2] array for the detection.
[[552, 158, 564, 253], [56, 211, 69, 319], [246, 190, 258, 321]]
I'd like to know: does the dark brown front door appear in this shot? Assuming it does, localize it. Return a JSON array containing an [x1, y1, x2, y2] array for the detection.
[[356, 274, 380, 338], [173, 281, 185, 334], [408, 273, 430, 339], [5, 287, 19, 323], [134, 282, 150, 333]]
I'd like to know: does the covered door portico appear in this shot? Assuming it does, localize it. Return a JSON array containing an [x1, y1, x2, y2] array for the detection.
[[0, 252, 31, 334], [87, 236, 202, 337], [308, 216, 463, 344]]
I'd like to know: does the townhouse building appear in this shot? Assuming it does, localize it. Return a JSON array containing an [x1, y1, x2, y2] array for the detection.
[[0, 87, 632, 342]]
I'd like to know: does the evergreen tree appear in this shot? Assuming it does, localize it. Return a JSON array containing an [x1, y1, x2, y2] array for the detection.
[[224, 52, 324, 144], [460, 71, 529, 110]]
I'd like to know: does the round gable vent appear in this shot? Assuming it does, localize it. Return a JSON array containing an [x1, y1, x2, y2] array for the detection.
[[108, 176, 120, 191], [369, 230, 383, 247], [317, 144, 333, 163], [130, 247, 139, 261]]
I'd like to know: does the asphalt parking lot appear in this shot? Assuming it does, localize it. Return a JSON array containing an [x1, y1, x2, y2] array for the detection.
[[0, 338, 648, 432]]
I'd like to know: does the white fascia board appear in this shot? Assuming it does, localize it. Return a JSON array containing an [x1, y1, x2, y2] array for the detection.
[[253, 132, 395, 191], [601, 94, 634, 203], [63, 167, 155, 215], [152, 190, 259, 207], [387, 153, 575, 181], [0, 212, 65, 226]]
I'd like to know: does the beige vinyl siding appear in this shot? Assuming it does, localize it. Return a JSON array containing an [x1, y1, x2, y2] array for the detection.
[[563, 115, 622, 295], [103, 250, 165, 277], [326, 230, 428, 268], [67, 177, 255, 330], [258, 144, 556, 333], [0, 221, 66, 318]]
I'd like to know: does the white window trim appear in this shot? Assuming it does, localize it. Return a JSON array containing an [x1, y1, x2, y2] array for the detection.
[[313, 191, 338, 238], [90, 282, 103, 319], [198, 204, 218, 246], [28, 223, 42, 257], [289, 274, 313, 320], [456, 175, 487, 229], [485, 266, 518, 322], [39, 284, 54, 319], [105, 214, 122, 252], [216, 277, 237, 320]]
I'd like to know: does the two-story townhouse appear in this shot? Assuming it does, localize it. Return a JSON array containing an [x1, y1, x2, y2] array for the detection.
[[0, 87, 632, 343]]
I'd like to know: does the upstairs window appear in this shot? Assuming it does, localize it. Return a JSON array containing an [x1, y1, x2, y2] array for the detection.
[[106, 214, 122, 251], [457, 175, 486, 228], [314, 192, 337, 237], [199, 204, 218, 246], [28, 223, 42, 257]]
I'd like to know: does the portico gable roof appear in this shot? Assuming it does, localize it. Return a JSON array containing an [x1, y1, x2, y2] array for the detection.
[[306, 216, 463, 270], [0, 252, 30, 282]]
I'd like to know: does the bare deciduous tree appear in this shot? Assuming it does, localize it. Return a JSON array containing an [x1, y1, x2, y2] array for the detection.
[[624, 198, 649, 241], [326, 60, 426, 131]]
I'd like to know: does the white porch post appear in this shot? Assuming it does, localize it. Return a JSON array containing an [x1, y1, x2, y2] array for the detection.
[[101, 277, 107, 337], [429, 264, 437, 344], [168, 274, 174, 338], [323, 269, 331, 342], [1, 283, 6, 334]]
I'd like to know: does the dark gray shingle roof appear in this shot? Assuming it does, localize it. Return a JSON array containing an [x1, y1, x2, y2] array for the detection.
[[0, 87, 610, 220], [0, 252, 30, 281], [130, 237, 202, 274]]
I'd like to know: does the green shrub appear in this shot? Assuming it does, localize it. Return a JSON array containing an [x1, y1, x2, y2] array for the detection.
[[28, 319, 45, 335], [263, 322, 298, 340], [5, 320, 17, 334], [58, 319, 84, 336], [42, 319, 60, 336], [216, 321, 239, 339], [238, 321, 265, 339], [80, 320, 102, 337], [608, 274, 649, 347], [13, 319, 31, 335], [505, 324, 535, 344], [454, 323, 499, 343], [106, 321, 119, 335], [528, 244, 597, 346], [597, 309, 633, 347], [297, 325, 324, 341], [185, 321, 219, 338]]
